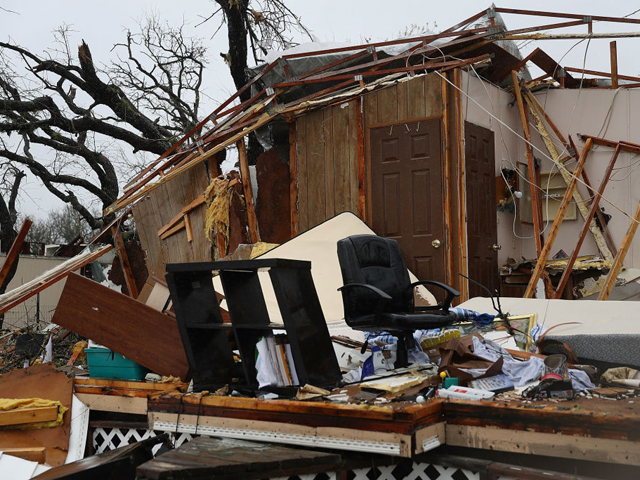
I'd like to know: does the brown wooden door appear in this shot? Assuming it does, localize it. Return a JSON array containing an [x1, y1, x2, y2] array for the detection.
[[370, 119, 445, 281], [465, 122, 499, 298]]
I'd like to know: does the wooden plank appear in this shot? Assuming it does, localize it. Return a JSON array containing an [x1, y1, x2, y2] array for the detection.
[[610, 41, 619, 89], [397, 79, 409, 122], [554, 145, 621, 298], [332, 103, 351, 214], [446, 424, 640, 467], [598, 198, 640, 300], [323, 110, 335, 219], [441, 74, 454, 286], [305, 109, 326, 229], [375, 84, 398, 124], [289, 121, 299, 237], [0, 245, 112, 316], [0, 447, 45, 464], [296, 115, 308, 233], [453, 69, 468, 302], [407, 74, 427, 119], [111, 226, 139, 299], [189, 162, 214, 263], [183, 214, 193, 243], [424, 73, 443, 118], [356, 97, 366, 220], [0, 406, 59, 427], [74, 377, 185, 390], [158, 218, 184, 241], [0, 219, 31, 287], [132, 197, 164, 278], [149, 411, 413, 458], [237, 139, 260, 243], [156, 194, 206, 238], [348, 100, 360, 215], [524, 138, 593, 298], [513, 73, 545, 256], [52, 273, 189, 379]]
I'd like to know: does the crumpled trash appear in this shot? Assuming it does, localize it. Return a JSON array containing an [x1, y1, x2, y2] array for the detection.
[[601, 366, 640, 387]]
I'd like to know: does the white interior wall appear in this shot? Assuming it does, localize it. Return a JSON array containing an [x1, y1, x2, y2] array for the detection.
[[461, 71, 640, 270]]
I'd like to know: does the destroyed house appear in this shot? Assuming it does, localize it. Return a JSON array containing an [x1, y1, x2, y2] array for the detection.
[[5, 6, 640, 480], [107, 7, 640, 305]]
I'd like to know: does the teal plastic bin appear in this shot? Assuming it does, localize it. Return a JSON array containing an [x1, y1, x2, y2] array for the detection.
[[85, 348, 150, 381]]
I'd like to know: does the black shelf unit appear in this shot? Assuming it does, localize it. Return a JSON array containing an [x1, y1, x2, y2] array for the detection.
[[166, 259, 342, 391]]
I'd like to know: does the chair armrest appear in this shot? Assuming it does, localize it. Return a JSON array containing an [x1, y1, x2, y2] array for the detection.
[[338, 283, 392, 301], [408, 280, 460, 310]]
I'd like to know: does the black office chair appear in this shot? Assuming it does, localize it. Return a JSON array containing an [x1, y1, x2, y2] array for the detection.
[[337, 234, 459, 368]]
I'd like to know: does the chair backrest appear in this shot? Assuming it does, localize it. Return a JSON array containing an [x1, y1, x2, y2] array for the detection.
[[337, 235, 412, 319]]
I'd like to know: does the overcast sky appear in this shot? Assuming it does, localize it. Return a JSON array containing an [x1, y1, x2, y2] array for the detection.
[[2, 0, 640, 219]]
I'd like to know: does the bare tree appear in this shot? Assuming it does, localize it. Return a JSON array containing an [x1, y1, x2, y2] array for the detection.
[[203, 1, 313, 163], [0, 18, 207, 229]]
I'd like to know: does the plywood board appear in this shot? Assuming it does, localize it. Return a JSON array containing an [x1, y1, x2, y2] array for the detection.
[[0, 363, 72, 467], [52, 273, 189, 379]]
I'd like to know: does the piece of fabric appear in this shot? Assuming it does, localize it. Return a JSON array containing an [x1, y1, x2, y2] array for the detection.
[[471, 337, 595, 390], [449, 307, 496, 326]]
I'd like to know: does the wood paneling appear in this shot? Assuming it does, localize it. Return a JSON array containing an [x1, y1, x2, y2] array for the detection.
[[295, 73, 443, 235], [132, 161, 212, 277], [306, 109, 326, 228]]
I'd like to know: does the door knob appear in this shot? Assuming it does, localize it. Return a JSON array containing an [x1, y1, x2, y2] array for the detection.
[[432, 239, 441, 248], [492, 244, 502, 251]]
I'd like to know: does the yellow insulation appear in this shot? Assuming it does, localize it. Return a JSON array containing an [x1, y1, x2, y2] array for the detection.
[[0, 397, 67, 430]]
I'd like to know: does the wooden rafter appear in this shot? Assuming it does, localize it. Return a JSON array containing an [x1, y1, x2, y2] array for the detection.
[[524, 138, 593, 298], [553, 145, 621, 298], [0, 219, 32, 288]]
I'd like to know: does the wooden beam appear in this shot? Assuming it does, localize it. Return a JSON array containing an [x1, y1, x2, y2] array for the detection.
[[524, 138, 592, 298], [75, 393, 147, 416], [0, 245, 112, 316], [111, 226, 139, 299], [237, 139, 260, 244], [453, 68, 468, 302], [159, 220, 186, 241], [598, 198, 640, 300], [157, 193, 206, 237], [505, 32, 640, 41], [108, 112, 273, 215], [494, 7, 640, 25], [0, 447, 46, 463], [523, 91, 615, 262], [554, 145, 621, 298], [442, 74, 454, 287], [568, 136, 618, 258], [564, 67, 640, 83], [289, 121, 299, 238], [0, 405, 59, 427], [183, 214, 193, 243], [0, 219, 32, 287], [512, 72, 544, 254], [610, 41, 619, 89], [356, 97, 366, 220]]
